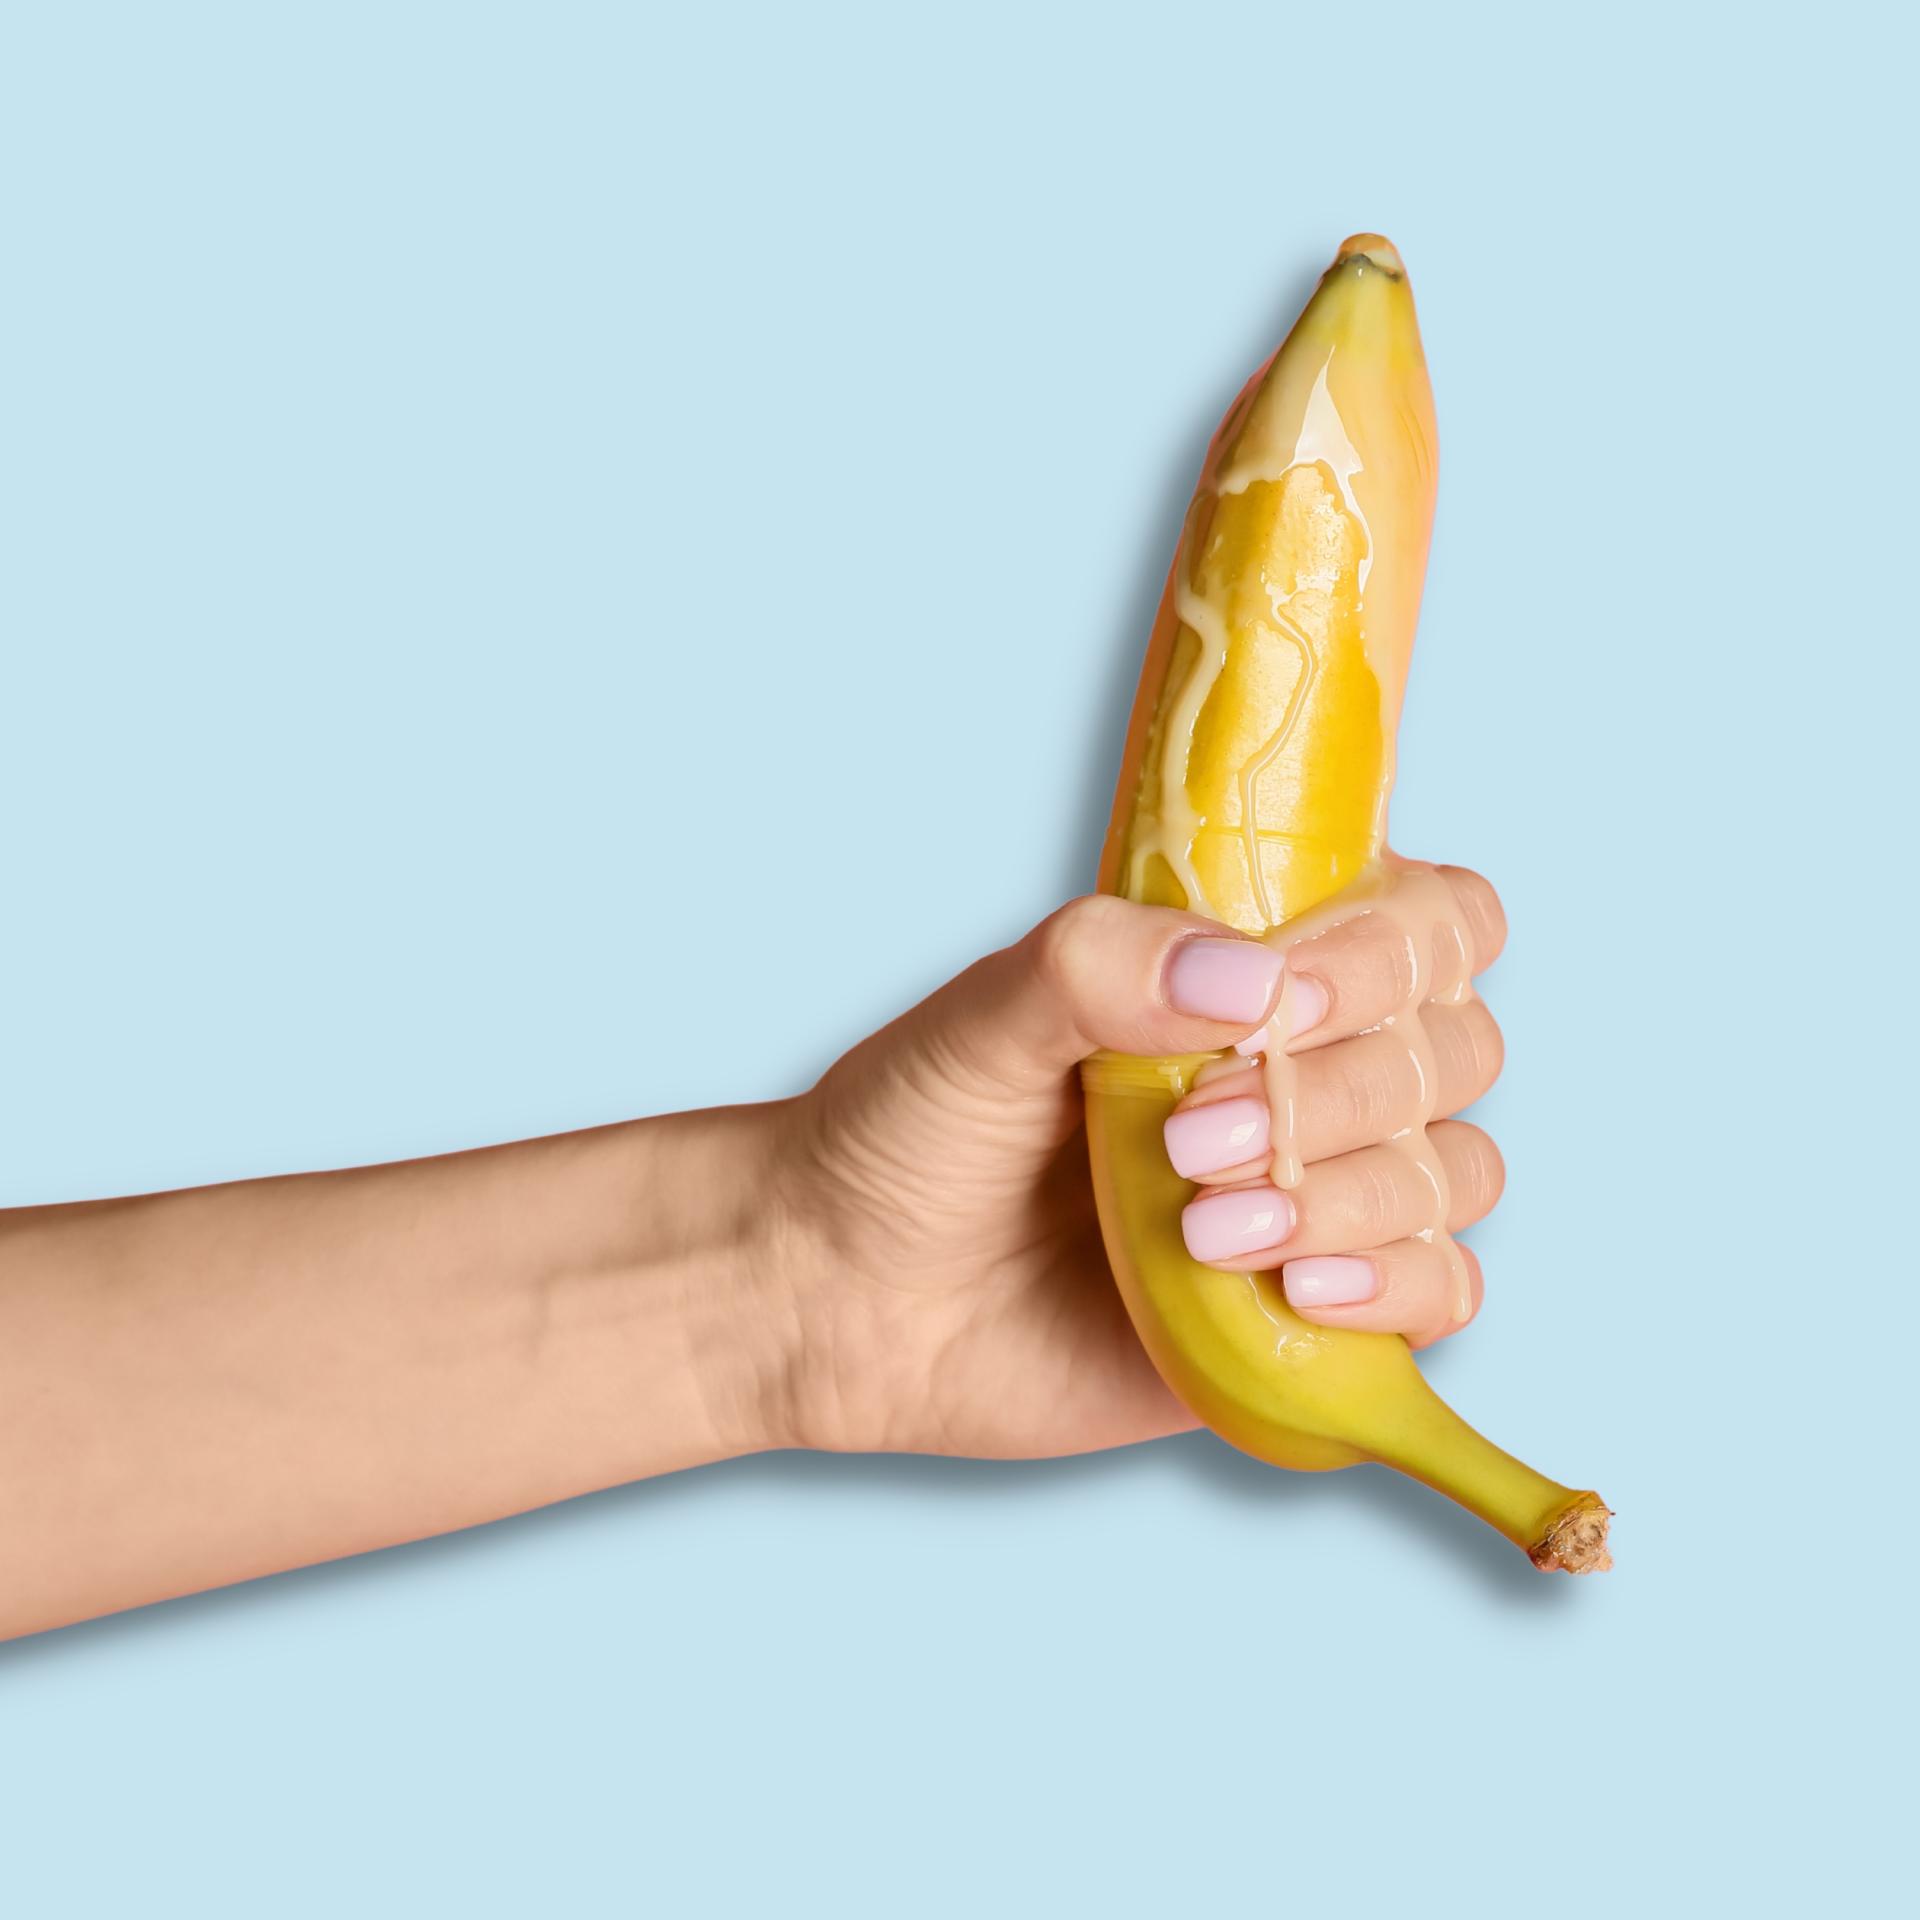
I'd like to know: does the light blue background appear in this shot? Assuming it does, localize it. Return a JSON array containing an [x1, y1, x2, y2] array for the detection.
[[2, 3, 1909, 1912]]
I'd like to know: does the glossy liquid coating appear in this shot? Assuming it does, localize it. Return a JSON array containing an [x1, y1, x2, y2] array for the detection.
[[1081, 235, 1608, 1568], [1242, 863, 1478, 1327], [1109, 236, 1463, 1292], [1111, 236, 1433, 933]]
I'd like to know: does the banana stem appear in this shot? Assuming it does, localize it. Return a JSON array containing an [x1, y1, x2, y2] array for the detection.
[[1370, 1380, 1612, 1572]]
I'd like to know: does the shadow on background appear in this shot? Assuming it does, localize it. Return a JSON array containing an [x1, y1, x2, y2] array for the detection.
[[4, 1425, 1570, 1668]]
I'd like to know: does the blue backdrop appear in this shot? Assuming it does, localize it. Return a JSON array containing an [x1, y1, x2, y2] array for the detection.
[[2, 4, 1907, 1912]]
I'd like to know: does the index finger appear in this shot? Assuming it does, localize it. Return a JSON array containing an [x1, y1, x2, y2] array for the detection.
[[1250, 863, 1506, 1048], [1436, 865, 1507, 973]]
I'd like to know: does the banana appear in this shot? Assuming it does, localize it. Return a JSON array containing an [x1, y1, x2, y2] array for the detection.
[[1082, 235, 1609, 1571]]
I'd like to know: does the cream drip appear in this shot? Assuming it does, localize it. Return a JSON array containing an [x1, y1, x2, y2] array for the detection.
[[1238, 863, 1480, 1327], [1137, 570, 1235, 914], [1115, 324, 1454, 1312], [1217, 360, 1375, 590], [1128, 492, 1343, 923]]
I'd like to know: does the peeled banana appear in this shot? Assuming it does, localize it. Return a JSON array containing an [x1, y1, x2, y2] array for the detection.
[[1082, 235, 1609, 1572]]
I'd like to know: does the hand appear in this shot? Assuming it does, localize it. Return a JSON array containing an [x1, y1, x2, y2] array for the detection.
[[1162, 861, 1509, 1349], [769, 863, 1510, 1461], [0, 860, 1505, 1635]]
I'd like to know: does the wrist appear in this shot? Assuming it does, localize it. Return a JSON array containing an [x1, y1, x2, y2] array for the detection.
[[598, 1099, 812, 1465]]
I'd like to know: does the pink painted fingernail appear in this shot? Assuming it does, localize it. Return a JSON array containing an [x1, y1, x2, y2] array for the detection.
[[1283, 1255, 1379, 1308], [1286, 973, 1330, 1037], [1181, 1186, 1295, 1262], [1164, 1096, 1270, 1179], [1166, 938, 1284, 1027], [1232, 968, 1331, 1055]]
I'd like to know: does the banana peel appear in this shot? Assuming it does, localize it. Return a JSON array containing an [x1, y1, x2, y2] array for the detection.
[[1083, 236, 1609, 1572]]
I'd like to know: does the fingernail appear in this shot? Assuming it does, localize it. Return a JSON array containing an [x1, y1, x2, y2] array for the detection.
[[1181, 1186, 1295, 1262], [1286, 973, 1330, 1037], [1159, 1098, 1267, 1182], [1233, 968, 1331, 1056], [1164, 1096, 1270, 1179], [1166, 938, 1284, 1027], [1283, 1255, 1379, 1308]]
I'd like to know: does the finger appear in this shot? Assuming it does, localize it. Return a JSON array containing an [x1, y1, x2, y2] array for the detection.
[[1181, 1140, 1443, 1269], [1179, 1119, 1506, 1268], [1279, 1238, 1485, 1347], [1279, 864, 1507, 1044], [1163, 1000, 1504, 1181], [1429, 1119, 1506, 1231], [1436, 865, 1508, 972], [1294, 1004, 1506, 1162], [913, 894, 1292, 1096]]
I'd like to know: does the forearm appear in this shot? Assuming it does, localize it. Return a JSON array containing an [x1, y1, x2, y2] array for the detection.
[[0, 1106, 797, 1639]]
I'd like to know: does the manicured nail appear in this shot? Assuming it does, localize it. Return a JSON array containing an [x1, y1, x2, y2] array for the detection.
[[1285, 973, 1330, 1037], [1164, 1096, 1270, 1179], [1166, 938, 1284, 1026], [1159, 933, 1282, 1029], [1181, 1186, 1295, 1262], [1283, 1255, 1379, 1308], [1233, 969, 1331, 1056]]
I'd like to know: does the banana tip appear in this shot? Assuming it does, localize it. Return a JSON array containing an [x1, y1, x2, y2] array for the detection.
[[1335, 232, 1405, 278], [1528, 1496, 1614, 1575]]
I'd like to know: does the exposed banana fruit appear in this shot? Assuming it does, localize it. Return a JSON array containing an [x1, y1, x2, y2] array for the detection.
[[1083, 234, 1609, 1572]]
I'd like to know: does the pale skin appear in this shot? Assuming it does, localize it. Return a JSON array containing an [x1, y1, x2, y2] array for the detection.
[[0, 861, 1506, 1640]]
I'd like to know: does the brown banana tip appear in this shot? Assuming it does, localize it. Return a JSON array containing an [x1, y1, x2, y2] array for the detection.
[[1335, 232, 1405, 278], [1527, 1496, 1614, 1575]]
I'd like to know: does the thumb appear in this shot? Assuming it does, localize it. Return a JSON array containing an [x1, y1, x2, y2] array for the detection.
[[908, 895, 1287, 1096]]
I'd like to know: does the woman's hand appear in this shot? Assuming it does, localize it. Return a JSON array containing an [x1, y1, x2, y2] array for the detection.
[[771, 863, 1508, 1461], [0, 859, 1505, 1636]]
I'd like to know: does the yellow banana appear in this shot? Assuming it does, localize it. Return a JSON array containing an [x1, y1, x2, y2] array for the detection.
[[1082, 234, 1609, 1571]]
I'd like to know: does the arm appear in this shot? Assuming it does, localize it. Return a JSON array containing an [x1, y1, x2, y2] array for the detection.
[[0, 1105, 795, 1639], [1, 872, 1508, 1640]]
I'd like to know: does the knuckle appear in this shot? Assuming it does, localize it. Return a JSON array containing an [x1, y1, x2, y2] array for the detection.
[[1438, 865, 1508, 970], [1378, 1041, 1425, 1134], [1031, 895, 1107, 992], [1469, 1000, 1506, 1083], [1416, 1244, 1484, 1347], [1296, 915, 1419, 1025], [1478, 1134, 1508, 1208], [1372, 926, 1423, 1012], [1457, 1244, 1486, 1325], [1429, 1010, 1475, 1091], [1435, 1000, 1504, 1102], [1309, 1036, 1420, 1155], [1350, 1152, 1407, 1239], [1311, 1064, 1366, 1147], [1346, 1048, 1404, 1143], [1437, 1119, 1505, 1213]]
